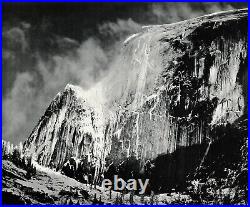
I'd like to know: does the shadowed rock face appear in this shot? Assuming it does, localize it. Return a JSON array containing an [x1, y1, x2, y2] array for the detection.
[[24, 9, 248, 189]]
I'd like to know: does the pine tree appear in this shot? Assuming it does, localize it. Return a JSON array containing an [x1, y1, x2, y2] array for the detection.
[[115, 193, 119, 204], [92, 193, 98, 204], [26, 170, 31, 180], [129, 191, 134, 204], [2, 141, 6, 159], [27, 156, 32, 168], [109, 189, 112, 199], [21, 156, 26, 168], [68, 198, 74, 204], [150, 191, 155, 204], [12, 147, 21, 166], [140, 194, 145, 204], [119, 194, 123, 204]]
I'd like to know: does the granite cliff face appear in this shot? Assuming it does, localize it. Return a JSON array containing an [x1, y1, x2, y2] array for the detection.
[[24, 9, 248, 190]]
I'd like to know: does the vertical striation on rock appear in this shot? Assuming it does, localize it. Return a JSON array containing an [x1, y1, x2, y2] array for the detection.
[[23, 9, 248, 189]]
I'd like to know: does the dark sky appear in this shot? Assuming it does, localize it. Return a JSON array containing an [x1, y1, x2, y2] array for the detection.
[[2, 3, 248, 144], [3, 3, 247, 42], [3, 3, 150, 41]]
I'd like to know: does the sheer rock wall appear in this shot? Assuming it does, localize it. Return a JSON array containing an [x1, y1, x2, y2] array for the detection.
[[24, 9, 248, 187]]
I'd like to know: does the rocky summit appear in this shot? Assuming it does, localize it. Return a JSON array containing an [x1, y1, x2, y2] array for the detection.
[[12, 9, 248, 203]]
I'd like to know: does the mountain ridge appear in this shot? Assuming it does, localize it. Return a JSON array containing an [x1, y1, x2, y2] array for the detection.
[[23, 8, 248, 190]]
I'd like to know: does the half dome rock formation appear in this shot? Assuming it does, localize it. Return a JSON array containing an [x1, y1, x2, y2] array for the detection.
[[23, 9, 248, 191]]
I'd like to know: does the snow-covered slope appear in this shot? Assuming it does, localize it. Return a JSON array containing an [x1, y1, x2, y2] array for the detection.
[[24, 9, 248, 188]]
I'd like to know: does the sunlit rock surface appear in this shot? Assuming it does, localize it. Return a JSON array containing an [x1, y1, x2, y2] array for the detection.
[[24, 9, 248, 190]]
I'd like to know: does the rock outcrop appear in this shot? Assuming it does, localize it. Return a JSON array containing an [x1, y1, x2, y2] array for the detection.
[[24, 9, 248, 190]]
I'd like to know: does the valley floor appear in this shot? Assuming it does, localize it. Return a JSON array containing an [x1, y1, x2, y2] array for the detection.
[[2, 160, 192, 204]]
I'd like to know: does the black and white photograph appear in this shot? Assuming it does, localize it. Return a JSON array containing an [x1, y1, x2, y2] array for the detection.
[[2, 2, 248, 204]]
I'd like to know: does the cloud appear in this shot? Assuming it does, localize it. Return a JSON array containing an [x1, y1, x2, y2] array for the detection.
[[3, 72, 36, 143], [38, 37, 109, 91], [3, 26, 29, 53], [150, 3, 234, 24], [3, 20, 131, 144], [2, 25, 30, 69], [99, 18, 141, 39]]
